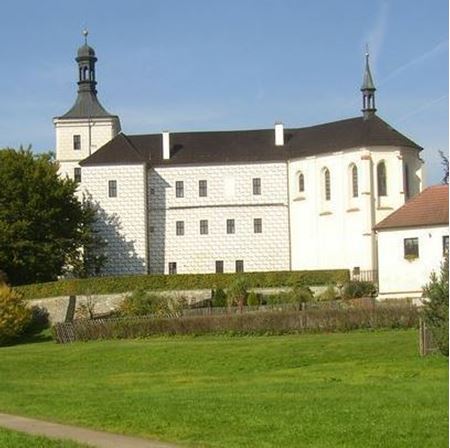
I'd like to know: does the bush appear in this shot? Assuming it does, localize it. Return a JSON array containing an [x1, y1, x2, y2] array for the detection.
[[119, 289, 185, 318], [247, 291, 260, 306], [291, 286, 314, 306], [0, 285, 31, 344], [227, 277, 248, 308], [211, 288, 227, 307], [342, 281, 377, 300], [15, 269, 350, 300], [24, 306, 49, 335], [53, 304, 419, 343], [318, 284, 339, 301], [422, 256, 449, 356]]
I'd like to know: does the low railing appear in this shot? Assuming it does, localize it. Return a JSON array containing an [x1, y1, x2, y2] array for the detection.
[[351, 269, 378, 284]]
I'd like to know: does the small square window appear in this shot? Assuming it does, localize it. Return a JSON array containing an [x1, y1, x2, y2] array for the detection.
[[149, 226, 155, 233], [443, 236, 449, 256], [176, 221, 184, 236], [253, 178, 261, 195], [73, 135, 81, 150], [168, 262, 177, 275], [404, 237, 419, 259], [150, 188, 155, 195], [253, 218, 262, 233], [175, 181, 184, 198], [235, 260, 244, 273], [226, 219, 235, 234], [215, 260, 224, 273], [199, 180, 207, 197], [200, 219, 208, 235], [108, 180, 117, 198], [74, 167, 81, 183]]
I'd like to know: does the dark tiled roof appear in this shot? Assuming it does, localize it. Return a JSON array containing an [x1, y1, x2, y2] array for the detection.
[[375, 185, 449, 230], [58, 91, 118, 119], [80, 115, 422, 167]]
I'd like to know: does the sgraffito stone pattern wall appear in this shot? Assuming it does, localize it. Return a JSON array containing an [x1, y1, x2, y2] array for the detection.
[[148, 162, 290, 274]]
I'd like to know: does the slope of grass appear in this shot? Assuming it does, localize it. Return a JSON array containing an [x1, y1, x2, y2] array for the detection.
[[0, 330, 447, 447], [0, 428, 91, 448]]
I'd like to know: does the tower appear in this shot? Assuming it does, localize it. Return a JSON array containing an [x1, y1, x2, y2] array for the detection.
[[361, 49, 376, 120], [54, 30, 121, 180]]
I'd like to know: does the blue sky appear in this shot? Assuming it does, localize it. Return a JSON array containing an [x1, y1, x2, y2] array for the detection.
[[0, 0, 448, 185]]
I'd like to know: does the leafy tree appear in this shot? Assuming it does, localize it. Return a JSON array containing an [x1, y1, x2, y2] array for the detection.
[[438, 150, 449, 185], [0, 285, 31, 344], [227, 277, 248, 310], [422, 255, 449, 356], [0, 147, 104, 285]]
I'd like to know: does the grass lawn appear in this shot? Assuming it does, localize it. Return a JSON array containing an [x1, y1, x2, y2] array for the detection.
[[0, 330, 447, 447], [0, 428, 91, 448]]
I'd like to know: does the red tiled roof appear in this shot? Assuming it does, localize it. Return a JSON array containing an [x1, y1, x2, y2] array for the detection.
[[375, 184, 449, 230]]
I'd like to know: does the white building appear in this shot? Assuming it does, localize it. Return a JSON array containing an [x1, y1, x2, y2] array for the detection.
[[56, 35, 425, 278], [375, 185, 449, 299]]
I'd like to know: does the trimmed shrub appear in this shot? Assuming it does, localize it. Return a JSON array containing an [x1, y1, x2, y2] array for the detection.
[[227, 277, 248, 308], [247, 291, 260, 306], [15, 269, 350, 300], [211, 288, 227, 307], [53, 304, 419, 343], [119, 289, 185, 318], [0, 285, 31, 344], [422, 256, 449, 356], [342, 281, 377, 299]]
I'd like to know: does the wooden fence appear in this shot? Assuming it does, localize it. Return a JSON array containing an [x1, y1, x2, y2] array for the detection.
[[418, 318, 438, 356]]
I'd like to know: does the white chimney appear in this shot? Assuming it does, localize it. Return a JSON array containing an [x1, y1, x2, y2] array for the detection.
[[274, 122, 284, 146], [162, 131, 170, 160]]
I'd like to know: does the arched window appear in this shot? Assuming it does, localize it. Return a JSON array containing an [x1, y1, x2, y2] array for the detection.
[[323, 168, 331, 201], [351, 164, 358, 198], [377, 162, 387, 197], [83, 66, 89, 80], [403, 163, 410, 200], [298, 172, 305, 193]]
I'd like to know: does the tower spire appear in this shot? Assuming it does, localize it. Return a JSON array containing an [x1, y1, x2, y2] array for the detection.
[[361, 46, 377, 119]]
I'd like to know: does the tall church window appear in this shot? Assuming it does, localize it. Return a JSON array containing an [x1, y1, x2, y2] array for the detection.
[[377, 162, 387, 197], [323, 168, 331, 201], [298, 172, 305, 193], [351, 164, 358, 197], [73, 135, 81, 150], [403, 163, 410, 200]]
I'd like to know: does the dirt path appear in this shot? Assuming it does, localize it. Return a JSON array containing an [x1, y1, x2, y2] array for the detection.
[[0, 413, 181, 448]]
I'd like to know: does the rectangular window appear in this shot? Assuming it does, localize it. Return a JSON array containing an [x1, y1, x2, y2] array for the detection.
[[108, 180, 117, 198], [168, 262, 177, 275], [199, 180, 207, 197], [73, 134, 81, 150], [253, 178, 261, 195], [404, 237, 419, 259], [226, 219, 235, 234], [253, 218, 262, 233], [235, 260, 244, 273], [74, 167, 81, 183], [176, 221, 184, 236], [200, 219, 209, 235], [215, 260, 224, 273], [175, 181, 184, 198], [443, 236, 449, 256]]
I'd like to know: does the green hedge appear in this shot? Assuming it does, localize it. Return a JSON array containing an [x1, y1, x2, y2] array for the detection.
[[15, 269, 349, 301]]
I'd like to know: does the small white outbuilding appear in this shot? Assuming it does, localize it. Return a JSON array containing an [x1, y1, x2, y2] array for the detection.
[[375, 184, 449, 300]]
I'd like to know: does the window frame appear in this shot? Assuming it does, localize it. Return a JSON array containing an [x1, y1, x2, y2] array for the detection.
[[74, 167, 81, 183], [351, 164, 358, 198], [443, 235, 449, 257], [73, 134, 81, 150], [252, 177, 261, 195], [200, 219, 209, 235], [253, 218, 262, 234], [168, 262, 177, 275], [404, 237, 419, 259], [215, 260, 224, 273], [226, 219, 235, 234], [175, 181, 184, 198], [176, 220, 185, 236], [108, 180, 117, 198], [235, 260, 244, 273], [298, 172, 305, 193], [323, 168, 331, 201], [199, 180, 207, 197], [377, 161, 387, 197]]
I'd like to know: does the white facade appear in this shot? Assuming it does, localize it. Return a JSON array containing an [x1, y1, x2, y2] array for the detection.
[[55, 116, 120, 180], [148, 162, 290, 274], [377, 225, 448, 299]]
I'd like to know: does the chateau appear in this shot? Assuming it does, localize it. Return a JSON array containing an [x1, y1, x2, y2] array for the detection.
[[55, 34, 424, 277]]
